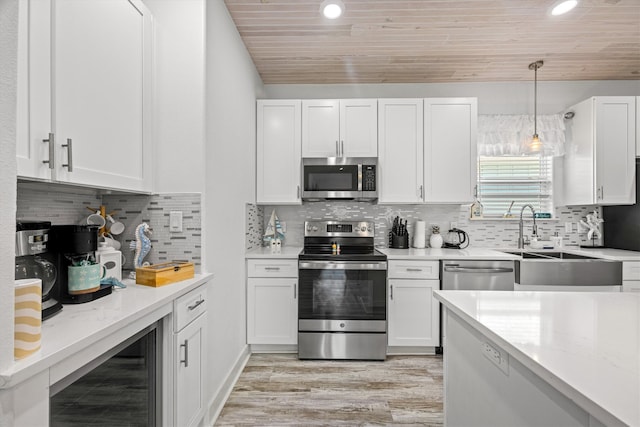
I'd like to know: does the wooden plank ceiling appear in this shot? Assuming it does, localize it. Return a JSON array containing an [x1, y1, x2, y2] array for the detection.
[[223, 0, 640, 84]]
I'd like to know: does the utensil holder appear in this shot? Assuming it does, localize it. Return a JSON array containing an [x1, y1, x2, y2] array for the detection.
[[389, 232, 409, 249]]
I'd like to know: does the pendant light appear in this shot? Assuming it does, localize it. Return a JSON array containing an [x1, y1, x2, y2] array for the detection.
[[528, 60, 544, 153]]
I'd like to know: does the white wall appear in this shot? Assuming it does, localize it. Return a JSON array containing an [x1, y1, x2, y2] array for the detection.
[[0, 0, 19, 371], [265, 80, 640, 114], [204, 0, 264, 418], [146, 0, 205, 193]]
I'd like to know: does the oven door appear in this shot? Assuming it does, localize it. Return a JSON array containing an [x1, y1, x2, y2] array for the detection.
[[302, 164, 360, 200], [298, 260, 387, 332]]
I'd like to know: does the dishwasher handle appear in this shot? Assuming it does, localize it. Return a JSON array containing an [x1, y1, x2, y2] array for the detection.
[[444, 266, 514, 274]]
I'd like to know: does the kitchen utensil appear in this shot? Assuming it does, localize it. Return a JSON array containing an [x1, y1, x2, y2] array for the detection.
[[100, 234, 121, 250], [389, 216, 410, 248], [86, 212, 106, 228], [67, 263, 106, 295], [443, 228, 470, 249]]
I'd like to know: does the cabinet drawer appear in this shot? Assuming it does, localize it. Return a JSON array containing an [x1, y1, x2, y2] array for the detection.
[[388, 260, 439, 279], [622, 262, 640, 281], [247, 259, 298, 277], [174, 285, 207, 332]]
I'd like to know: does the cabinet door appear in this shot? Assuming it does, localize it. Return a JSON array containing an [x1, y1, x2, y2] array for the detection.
[[388, 279, 439, 347], [378, 99, 424, 203], [563, 98, 596, 205], [302, 100, 340, 157], [175, 312, 206, 427], [595, 97, 636, 205], [16, 0, 52, 180], [424, 98, 477, 203], [340, 99, 378, 157], [622, 281, 640, 292], [247, 278, 297, 345], [257, 100, 302, 204], [53, 0, 153, 192]]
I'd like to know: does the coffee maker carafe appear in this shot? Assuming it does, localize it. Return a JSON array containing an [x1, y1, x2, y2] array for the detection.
[[15, 221, 62, 320], [50, 225, 112, 304]]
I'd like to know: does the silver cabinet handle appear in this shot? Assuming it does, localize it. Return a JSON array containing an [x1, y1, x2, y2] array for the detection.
[[406, 268, 423, 272], [419, 185, 424, 199], [188, 299, 205, 311], [297, 185, 300, 199], [340, 140, 344, 157], [180, 340, 189, 367], [294, 283, 297, 299], [335, 140, 339, 156], [390, 284, 393, 300], [444, 266, 514, 273], [42, 133, 55, 169], [62, 138, 73, 171], [264, 266, 281, 271], [601, 186, 604, 200]]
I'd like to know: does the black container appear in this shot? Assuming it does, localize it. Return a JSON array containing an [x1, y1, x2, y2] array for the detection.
[[48, 225, 112, 304], [389, 233, 409, 249]]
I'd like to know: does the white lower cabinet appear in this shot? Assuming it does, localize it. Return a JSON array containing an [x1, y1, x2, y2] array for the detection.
[[247, 259, 298, 345], [387, 260, 440, 348], [173, 286, 207, 427], [622, 261, 640, 292]]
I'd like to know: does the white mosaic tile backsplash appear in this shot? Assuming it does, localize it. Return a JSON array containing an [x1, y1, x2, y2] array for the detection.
[[250, 202, 602, 249], [16, 184, 202, 272]]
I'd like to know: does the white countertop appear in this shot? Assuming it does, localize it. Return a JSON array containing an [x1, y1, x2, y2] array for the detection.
[[245, 246, 302, 258], [378, 247, 521, 260], [560, 247, 640, 261], [435, 290, 640, 427], [1, 273, 213, 389]]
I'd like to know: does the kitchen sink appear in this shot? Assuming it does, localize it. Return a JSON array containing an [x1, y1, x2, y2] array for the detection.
[[497, 250, 622, 286]]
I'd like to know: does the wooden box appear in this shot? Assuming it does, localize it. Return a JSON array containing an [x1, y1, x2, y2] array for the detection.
[[136, 261, 195, 287]]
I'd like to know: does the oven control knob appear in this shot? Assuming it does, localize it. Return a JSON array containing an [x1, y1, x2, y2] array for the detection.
[[312, 226, 318, 232], [360, 226, 367, 232], [367, 226, 372, 231], [340, 323, 345, 328]]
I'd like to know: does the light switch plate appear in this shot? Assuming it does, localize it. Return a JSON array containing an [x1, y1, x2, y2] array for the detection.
[[564, 222, 573, 233], [170, 211, 183, 233]]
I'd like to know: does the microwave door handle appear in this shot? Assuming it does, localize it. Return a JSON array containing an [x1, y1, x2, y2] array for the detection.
[[358, 164, 362, 191]]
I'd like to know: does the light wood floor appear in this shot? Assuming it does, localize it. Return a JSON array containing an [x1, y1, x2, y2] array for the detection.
[[215, 353, 443, 426]]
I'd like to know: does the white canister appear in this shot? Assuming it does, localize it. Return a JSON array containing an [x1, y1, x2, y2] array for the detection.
[[14, 278, 42, 360], [97, 245, 122, 281], [429, 226, 443, 249]]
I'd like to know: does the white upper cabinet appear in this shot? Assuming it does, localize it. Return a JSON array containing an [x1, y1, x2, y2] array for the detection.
[[17, 0, 153, 192], [564, 96, 636, 205], [256, 100, 302, 204], [378, 99, 424, 204], [302, 99, 377, 158], [424, 98, 478, 203]]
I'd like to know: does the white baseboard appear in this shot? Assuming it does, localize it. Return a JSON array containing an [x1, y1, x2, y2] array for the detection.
[[386, 346, 439, 355], [205, 344, 250, 425], [249, 344, 297, 353]]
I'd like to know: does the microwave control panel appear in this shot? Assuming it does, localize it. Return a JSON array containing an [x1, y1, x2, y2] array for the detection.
[[363, 165, 376, 191]]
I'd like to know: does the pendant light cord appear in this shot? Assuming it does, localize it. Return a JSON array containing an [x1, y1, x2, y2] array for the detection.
[[529, 60, 543, 138]]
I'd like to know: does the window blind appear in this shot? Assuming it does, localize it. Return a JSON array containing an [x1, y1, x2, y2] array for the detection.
[[477, 156, 553, 218]]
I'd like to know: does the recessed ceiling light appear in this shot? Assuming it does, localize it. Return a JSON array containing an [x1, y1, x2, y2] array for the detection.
[[320, 0, 344, 19], [550, 0, 578, 16]]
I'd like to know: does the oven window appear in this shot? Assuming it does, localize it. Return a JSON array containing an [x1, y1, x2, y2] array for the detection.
[[304, 165, 358, 191], [298, 269, 386, 320]]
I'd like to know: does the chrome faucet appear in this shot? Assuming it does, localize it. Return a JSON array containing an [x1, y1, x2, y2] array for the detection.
[[518, 204, 538, 249]]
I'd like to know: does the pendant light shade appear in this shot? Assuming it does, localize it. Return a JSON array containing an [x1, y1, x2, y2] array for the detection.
[[528, 60, 544, 153]]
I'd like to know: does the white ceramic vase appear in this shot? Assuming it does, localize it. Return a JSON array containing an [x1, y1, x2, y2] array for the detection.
[[429, 232, 443, 249]]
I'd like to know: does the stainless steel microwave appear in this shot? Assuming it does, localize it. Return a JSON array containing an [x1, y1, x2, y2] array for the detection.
[[302, 157, 378, 201]]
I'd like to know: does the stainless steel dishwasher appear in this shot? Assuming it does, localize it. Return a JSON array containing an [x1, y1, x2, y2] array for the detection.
[[439, 260, 515, 352]]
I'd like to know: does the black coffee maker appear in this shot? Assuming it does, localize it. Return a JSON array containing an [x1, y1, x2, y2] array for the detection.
[[15, 221, 63, 320], [49, 225, 113, 304]]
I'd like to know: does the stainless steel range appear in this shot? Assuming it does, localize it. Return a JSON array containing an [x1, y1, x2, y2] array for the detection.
[[298, 220, 387, 360]]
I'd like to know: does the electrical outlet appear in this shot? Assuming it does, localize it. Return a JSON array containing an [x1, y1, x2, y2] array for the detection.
[[564, 222, 573, 234], [481, 341, 509, 375], [450, 222, 458, 230]]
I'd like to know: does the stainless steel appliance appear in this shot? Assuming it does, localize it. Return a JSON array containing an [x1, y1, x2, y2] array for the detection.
[[302, 157, 377, 201], [442, 228, 469, 249], [298, 220, 387, 360], [15, 221, 62, 320], [440, 259, 515, 351], [603, 157, 640, 251]]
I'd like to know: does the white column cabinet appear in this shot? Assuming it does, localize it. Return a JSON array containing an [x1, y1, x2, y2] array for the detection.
[[16, 0, 153, 192], [378, 99, 424, 204], [302, 99, 377, 158], [172, 285, 207, 427], [246, 259, 298, 345], [424, 98, 478, 203], [257, 100, 302, 204], [564, 96, 636, 205], [387, 260, 440, 348]]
